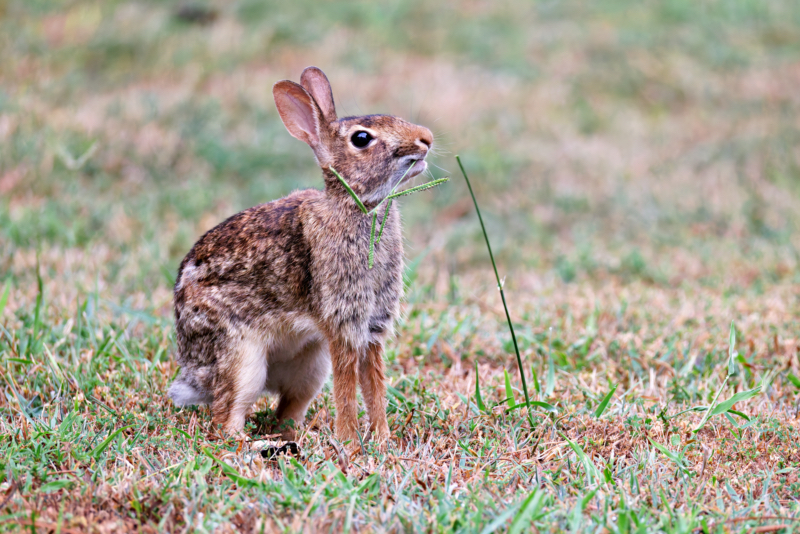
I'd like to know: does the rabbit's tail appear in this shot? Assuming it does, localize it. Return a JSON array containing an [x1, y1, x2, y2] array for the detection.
[[169, 371, 213, 406]]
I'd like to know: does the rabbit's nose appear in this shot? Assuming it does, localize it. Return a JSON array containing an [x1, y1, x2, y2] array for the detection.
[[416, 127, 434, 152]]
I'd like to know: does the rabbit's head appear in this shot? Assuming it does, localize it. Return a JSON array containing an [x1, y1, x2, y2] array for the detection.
[[273, 67, 434, 206]]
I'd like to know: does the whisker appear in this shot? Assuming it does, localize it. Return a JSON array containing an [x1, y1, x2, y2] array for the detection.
[[429, 162, 451, 175]]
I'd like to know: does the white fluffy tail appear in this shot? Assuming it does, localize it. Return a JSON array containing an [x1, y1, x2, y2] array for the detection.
[[169, 376, 213, 406]]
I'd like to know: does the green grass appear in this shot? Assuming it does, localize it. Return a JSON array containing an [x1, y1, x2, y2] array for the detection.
[[2, 0, 800, 531]]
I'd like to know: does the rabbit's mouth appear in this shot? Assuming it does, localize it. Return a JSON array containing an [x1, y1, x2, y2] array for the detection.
[[408, 159, 427, 179], [401, 157, 427, 182], [364, 156, 429, 204]]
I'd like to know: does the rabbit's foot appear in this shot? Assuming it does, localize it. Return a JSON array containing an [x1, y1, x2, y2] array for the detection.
[[334, 420, 361, 453], [371, 423, 390, 452], [343, 438, 362, 457]]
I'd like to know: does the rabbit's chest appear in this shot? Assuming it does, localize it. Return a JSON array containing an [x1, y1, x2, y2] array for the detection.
[[347, 216, 402, 304], [309, 208, 404, 345]]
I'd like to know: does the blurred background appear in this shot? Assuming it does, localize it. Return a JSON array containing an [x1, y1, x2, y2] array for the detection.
[[1, 0, 799, 312]]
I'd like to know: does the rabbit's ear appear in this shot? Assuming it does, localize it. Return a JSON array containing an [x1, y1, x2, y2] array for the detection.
[[273, 80, 331, 165], [300, 66, 337, 123]]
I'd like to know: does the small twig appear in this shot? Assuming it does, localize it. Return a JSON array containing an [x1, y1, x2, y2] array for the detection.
[[0, 480, 18, 510], [86, 395, 118, 417], [330, 439, 349, 473]]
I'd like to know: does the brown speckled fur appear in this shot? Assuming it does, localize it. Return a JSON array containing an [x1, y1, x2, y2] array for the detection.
[[169, 67, 433, 448]]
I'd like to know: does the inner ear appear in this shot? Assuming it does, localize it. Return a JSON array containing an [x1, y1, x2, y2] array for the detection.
[[273, 80, 321, 147], [301, 67, 337, 123]]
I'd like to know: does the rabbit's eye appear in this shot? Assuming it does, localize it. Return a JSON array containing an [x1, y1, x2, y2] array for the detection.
[[351, 131, 373, 148]]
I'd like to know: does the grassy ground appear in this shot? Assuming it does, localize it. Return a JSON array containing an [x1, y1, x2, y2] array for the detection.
[[2, 0, 800, 531]]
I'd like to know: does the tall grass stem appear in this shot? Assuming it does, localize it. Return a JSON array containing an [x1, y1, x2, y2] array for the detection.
[[456, 155, 534, 427]]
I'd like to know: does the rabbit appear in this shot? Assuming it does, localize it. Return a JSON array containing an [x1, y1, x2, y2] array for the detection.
[[168, 66, 433, 448]]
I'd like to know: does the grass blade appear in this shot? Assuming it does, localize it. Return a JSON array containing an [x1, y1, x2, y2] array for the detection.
[[386, 177, 449, 200], [370, 159, 418, 211], [457, 155, 534, 426], [531, 366, 541, 395], [727, 409, 751, 421], [508, 489, 545, 534], [0, 280, 10, 317], [203, 448, 264, 489], [727, 321, 737, 376], [561, 433, 601, 484], [693, 321, 744, 433], [787, 374, 800, 389], [648, 438, 687, 474], [670, 405, 752, 421], [375, 199, 392, 245], [474, 361, 487, 413], [504, 369, 515, 408], [331, 165, 447, 269], [569, 487, 598, 532], [33, 259, 44, 345], [693, 376, 729, 433], [43, 344, 65, 384], [329, 166, 368, 214], [92, 425, 134, 459], [368, 212, 377, 269], [710, 385, 762, 416], [593, 384, 617, 418], [478, 500, 523, 534], [40, 480, 74, 493], [2, 372, 36, 424], [545, 352, 555, 398]]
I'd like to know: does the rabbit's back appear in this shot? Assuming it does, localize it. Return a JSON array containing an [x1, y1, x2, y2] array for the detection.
[[173, 190, 322, 353]]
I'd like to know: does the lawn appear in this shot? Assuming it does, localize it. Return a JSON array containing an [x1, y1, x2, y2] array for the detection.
[[1, 0, 800, 531]]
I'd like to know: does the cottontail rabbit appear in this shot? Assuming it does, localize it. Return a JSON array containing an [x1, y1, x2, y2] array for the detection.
[[169, 67, 433, 447]]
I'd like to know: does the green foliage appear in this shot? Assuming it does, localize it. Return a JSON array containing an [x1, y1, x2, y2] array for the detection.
[[474, 360, 487, 413], [593, 383, 617, 418], [693, 321, 763, 433], [503, 368, 515, 408]]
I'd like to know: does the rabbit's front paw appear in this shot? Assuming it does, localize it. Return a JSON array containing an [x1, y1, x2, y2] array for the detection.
[[373, 430, 390, 453], [335, 418, 360, 449], [371, 418, 390, 449]]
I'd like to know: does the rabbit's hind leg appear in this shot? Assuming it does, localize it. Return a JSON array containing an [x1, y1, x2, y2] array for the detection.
[[267, 337, 331, 441], [211, 331, 268, 436]]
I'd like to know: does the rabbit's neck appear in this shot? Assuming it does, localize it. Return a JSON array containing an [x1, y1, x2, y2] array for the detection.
[[332, 198, 399, 235], [321, 168, 393, 212]]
